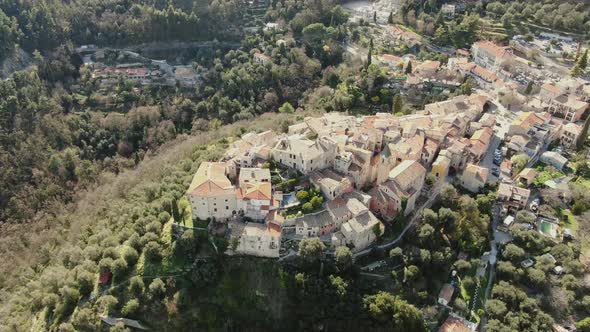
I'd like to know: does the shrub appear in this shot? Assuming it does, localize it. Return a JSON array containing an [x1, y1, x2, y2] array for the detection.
[[121, 246, 139, 266], [301, 202, 314, 213], [121, 299, 140, 316]]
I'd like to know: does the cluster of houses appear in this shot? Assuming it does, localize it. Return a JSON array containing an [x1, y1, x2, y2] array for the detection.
[[186, 66, 587, 258], [76, 46, 201, 88]]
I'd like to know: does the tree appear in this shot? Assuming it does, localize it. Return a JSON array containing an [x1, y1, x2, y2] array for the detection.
[[440, 183, 458, 208], [524, 81, 534, 95], [366, 38, 374, 69], [373, 11, 377, 23], [144, 241, 162, 262], [425, 173, 436, 186], [418, 224, 435, 244], [511, 154, 529, 174], [329, 275, 348, 296], [388, 11, 394, 24], [390, 247, 403, 260], [296, 190, 309, 202], [578, 49, 589, 70], [121, 246, 139, 266], [363, 291, 428, 331], [572, 64, 583, 77], [121, 299, 140, 316], [149, 278, 166, 300], [335, 246, 353, 270], [486, 299, 508, 318], [405, 60, 412, 74], [298, 237, 326, 261], [578, 317, 590, 332], [372, 223, 382, 237], [515, 210, 535, 224], [302, 202, 314, 213], [278, 102, 295, 113], [98, 295, 118, 314], [392, 94, 404, 114], [502, 243, 525, 262]]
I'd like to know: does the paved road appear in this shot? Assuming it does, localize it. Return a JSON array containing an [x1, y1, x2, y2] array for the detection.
[[353, 183, 443, 259], [480, 203, 502, 330], [479, 133, 502, 183]]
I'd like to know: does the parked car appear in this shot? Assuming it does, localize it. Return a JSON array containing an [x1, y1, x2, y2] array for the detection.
[[492, 167, 500, 177]]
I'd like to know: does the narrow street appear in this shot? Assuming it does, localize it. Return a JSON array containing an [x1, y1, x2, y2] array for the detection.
[[480, 203, 502, 331]]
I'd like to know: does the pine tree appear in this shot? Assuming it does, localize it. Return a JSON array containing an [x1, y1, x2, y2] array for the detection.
[[571, 64, 582, 77], [392, 94, 404, 114], [366, 38, 373, 69], [373, 11, 377, 23], [524, 81, 534, 95], [405, 60, 412, 74], [388, 11, 394, 24], [578, 49, 588, 70]]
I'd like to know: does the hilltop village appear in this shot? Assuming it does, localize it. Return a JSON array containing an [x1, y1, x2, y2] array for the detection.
[[186, 61, 587, 258]]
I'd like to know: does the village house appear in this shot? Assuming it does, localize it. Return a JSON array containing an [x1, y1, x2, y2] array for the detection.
[[295, 209, 337, 238], [224, 130, 278, 177], [387, 26, 422, 50], [414, 60, 441, 77], [560, 122, 583, 148], [540, 151, 569, 170], [471, 40, 513, 70], [431, 150, 452, 182], [458, 62, 499, 90], [539, 82, 589, 122], [438, 313, 478, 332], [188, 162, 237, 221], [309, 169, 353, 200], [271, 135, 338, 174], [369, 160, 426, 219], [497, 183, 531, 209], [253, 52, 271, 66], [459, 163, 489, 193], [546, 95, 589, 122], [228, 222, 281, 258], [466, 127, 493, 163], [236, 181, 273, 220], [380, 54, 403, 69], [516, 168, 539, 187], [341, 209, 383, 251], [507, 112, 551, 137], [238, 168, 271, 187], [441, 3, 456, 17], [438, 283, 455, 306], [468, 113, 496, 135]]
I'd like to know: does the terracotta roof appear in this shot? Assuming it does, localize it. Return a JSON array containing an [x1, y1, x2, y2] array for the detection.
[[473, 40, 511, 59], [381, 54, 402, 62], [238, 182, 272, 200], [388, 160, 426, 192], [463, 163, 489, 183], [471, 65, 498, 82], [438, 316, 471, 332], [99, 272, 112, 284], [189, 162, 234, 197], [439, 283, 455, 302], [541, 83, 564, 95]]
